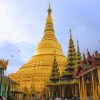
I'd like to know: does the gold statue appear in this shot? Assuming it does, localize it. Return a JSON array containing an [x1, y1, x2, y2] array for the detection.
[[0, 59, 8, 70]]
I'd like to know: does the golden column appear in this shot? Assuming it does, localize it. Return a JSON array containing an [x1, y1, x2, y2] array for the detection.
[[82, 76, 86, 100], [98, 66, 100, 99], [79, 76, 87, 100], [91, 71, 98, 100], [61, 85, 65, 99], [79, 77, 82, 100]]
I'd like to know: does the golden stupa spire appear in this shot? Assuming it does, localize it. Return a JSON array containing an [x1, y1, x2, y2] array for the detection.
[[36, 3, 63, 55], [44, 3, 55, 34], [48, 2, 52, 15]]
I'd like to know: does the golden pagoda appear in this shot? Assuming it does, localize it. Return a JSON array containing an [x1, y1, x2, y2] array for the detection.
[[9, 4, 66, 93]]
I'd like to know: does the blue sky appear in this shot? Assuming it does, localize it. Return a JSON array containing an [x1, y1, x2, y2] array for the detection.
[[0, 0, 100, 74]]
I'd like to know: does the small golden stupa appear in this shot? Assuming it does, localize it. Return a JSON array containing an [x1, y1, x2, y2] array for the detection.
[[9, 4, 66, 93]]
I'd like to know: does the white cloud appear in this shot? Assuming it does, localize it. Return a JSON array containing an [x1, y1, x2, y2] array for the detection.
[[0, 1, 33, 43], [0, 1, 43, 74], [0, 41, 25, 74]]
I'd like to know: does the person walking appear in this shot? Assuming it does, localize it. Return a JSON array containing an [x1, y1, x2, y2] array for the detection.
[[23, 94, 28, 100], [31, 94, 37, 100], [0, 96, 3, 100]]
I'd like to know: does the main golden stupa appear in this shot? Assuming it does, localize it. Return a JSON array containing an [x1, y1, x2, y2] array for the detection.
[[9, 5, 66, 93]]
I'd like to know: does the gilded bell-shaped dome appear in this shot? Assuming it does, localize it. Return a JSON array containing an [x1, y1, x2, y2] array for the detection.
[[9, 4, 66, 93]]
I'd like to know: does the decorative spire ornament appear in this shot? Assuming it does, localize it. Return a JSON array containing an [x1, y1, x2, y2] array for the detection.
[[87, 49, 91, 59], [75, 40, 81, 68], [48, 2, 51, 14], [87, 49, 92, 64], [82, 53, 87, 64], [49, 51, 60, 83], [69, 29, 72, 39]]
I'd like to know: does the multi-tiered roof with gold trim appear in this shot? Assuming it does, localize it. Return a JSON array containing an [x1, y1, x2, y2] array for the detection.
[[61, 30, 76, 81], [9, 5, 66, 93], [49, 53, 60, 83]]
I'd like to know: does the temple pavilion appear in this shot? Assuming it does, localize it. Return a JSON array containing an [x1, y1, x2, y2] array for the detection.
[[48, 31, 100, 100], [75, 50, 100, 100], [0, 59, 18, 99]]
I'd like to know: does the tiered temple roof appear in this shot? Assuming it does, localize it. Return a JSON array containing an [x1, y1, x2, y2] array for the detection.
[[61, 30, 76, 81], [75, 40, 81, 68], [74, 50, 100, 77], [49, 53, 60, 83]]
